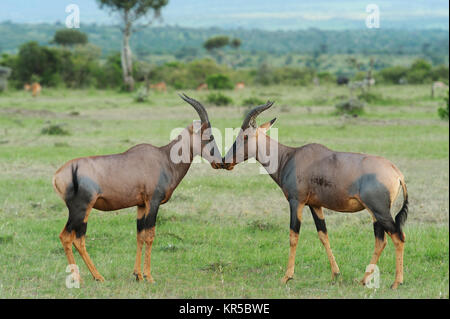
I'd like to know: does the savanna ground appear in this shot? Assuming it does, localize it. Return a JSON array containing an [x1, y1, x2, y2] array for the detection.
[[0, 84, 448, 298]]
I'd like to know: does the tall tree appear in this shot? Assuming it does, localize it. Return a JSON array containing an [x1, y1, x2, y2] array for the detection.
[[97, 0, 168, 91]]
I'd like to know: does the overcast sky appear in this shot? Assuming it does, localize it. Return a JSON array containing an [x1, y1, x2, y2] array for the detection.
[[0, 0, 448, 30]]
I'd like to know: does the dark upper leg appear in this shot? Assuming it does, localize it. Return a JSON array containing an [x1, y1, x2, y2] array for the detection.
[[64, 175, 100, 238], [289, 199, 301, 233], [351, 174, 395, 233], [137, 170, 169, 231], [373, 221, 386, 241], [309, 206, 327, 234]]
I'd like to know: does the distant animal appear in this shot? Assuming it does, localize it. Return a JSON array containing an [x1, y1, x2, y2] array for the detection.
[[337, 76, 349, 86], [196, 83, 208, 91], [364, 78, 376, 86], [24, 82, 42, 97], [235, 82, 245, 90], [431, 81, 449, 98], [313, 77, 320, 86], [149, 82, 167, 92]]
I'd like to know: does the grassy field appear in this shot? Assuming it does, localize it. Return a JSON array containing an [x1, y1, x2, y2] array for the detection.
[[0, 84, 448, 298]]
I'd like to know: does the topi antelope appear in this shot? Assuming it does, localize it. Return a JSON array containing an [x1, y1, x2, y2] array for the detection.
[[221, 102, 408, 289], [149, 81, 167, 92], [24, 82, 42, 97], [235, 82, 245, 90], [52, 94, 222, 283]]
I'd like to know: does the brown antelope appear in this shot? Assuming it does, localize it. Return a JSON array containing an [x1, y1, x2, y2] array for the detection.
[[235, 82, 245, 90], [52, 94, 222, 283], [24, 82, 41, 97], [149, 81, 167, 92], [221, 102, 408, 289], [197, 83, 208, 91]]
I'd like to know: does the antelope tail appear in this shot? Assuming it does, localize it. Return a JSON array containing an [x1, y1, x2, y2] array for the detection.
[[394, 178, 408, 242]]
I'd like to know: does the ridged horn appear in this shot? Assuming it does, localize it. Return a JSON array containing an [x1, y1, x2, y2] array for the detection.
[[241, 101, 274, 129], [178, 93, 209, 123]]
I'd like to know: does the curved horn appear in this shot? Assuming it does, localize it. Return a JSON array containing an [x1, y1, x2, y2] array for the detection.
[[178, 93, 209, 123], [241, 101, 274, 129]]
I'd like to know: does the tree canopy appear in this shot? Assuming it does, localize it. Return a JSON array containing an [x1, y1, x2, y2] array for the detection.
[[204, 36, 230, 51], [97, 0, 168, 25], [53, 29, 88, 46]]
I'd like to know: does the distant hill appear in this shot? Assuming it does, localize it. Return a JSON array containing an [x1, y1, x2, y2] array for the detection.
[[0, 22, 448, 64]]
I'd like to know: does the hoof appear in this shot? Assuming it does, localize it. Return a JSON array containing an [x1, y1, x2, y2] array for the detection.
[[391, 282, 403, 289], [133, 272, 144, 282], [332, 272, 341, 280], [94, 275, 105, 282], [331, 272, 341, 284], [144, 275, 155, 284], [358, 277, 367, 286], [281, 275, 293, 284]]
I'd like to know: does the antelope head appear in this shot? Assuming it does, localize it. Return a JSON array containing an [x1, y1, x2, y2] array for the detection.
[[178, 94, 223, 169], [222, 101, 276, 170]]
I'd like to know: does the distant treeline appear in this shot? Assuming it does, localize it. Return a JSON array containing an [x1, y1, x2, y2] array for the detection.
[[0, 22, 448, 66], [0, 41, 448, 90]]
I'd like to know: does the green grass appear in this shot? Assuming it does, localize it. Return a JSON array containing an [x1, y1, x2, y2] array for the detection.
[[0, 84, 448, 298]]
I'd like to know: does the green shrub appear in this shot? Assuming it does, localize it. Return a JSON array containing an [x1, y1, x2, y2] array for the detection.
[[358, 91, 383, 103], [41, 124, 70, 136], [438, 91, 449, 120], [53, 29, 88, 46], [242, 97, 264, 106], [207, 92, 233, 106], [335, 98, 365, 116], [406, 59, 433, 84], [317, 71, 336, 83], [134, 86, 149, 103], [377, 66, 408, 84], [431, 65, 449, 82], [206, 73, 234, 90]]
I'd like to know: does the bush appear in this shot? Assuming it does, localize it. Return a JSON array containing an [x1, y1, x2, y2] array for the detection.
[[438, 91, 449, 120], [406, 59, 433, 84], [377, 66, 408, 84], [242, 97, 264, 106], [256, 65, 315, 86], [134, 86, 149, 103], [41, 124, 70, 136], [317, 71, 336, 83], [335, 98, 365, 115], [53, 29, 88, 46], [358, 91, 383, 103], [207, 92, 233, 106], [206, 73, 234, 90], [431, 65, 449, 82]]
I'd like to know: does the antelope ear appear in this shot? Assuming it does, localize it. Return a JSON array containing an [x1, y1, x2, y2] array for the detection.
[[259, 118, 276, 132]]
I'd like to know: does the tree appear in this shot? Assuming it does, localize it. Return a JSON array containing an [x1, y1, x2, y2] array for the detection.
[[97, 0, 169, 91], [203, 36, 229, 51], [203, 35, 229, 64], [53, 29, 88, 47], [230, 38, 241, 49]]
